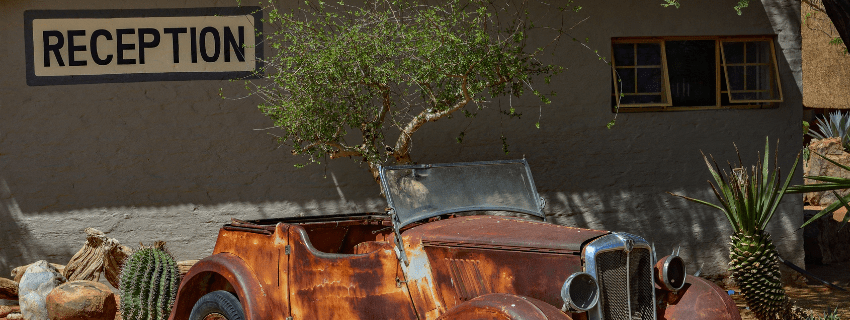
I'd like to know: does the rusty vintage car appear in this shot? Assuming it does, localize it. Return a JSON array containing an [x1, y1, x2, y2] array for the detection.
[[169, 160, 741, 320]]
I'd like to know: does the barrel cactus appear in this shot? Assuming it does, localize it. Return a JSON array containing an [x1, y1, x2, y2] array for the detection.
[[119, 241, 180, 320]]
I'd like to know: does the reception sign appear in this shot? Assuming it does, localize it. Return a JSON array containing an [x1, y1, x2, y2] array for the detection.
[[24, 7, 262, 86]]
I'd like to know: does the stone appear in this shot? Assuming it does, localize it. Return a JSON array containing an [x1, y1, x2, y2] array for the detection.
[[18, 261, 66, 320], [804, 137, 850, 206], [0, 305, 20, 318], [12, 264, 64, 284], [7, 312, 23, 320], [0, 278, 16, 300], [45, 280, 116, 320]]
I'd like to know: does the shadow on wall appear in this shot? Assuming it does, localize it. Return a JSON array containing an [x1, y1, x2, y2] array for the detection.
[[0, 177, 73, 275]]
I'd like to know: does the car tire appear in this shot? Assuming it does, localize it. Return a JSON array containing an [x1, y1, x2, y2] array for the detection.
[[188, 290, 245, 320]]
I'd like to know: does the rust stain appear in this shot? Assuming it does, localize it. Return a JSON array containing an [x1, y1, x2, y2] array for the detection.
[[659, 275, 741, 320]]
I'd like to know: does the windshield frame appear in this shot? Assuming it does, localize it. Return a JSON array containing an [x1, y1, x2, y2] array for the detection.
[[379, 159, 545, 230]]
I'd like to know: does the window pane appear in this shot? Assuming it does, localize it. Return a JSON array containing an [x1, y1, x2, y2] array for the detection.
[[722, 39, 781, 102], [665, 40, 716, 106], [616, 68, 635, 93], [620, 94, 662, 104], [636, 68, 662, 93], [746, 41, 771, 64], [636, 43, 661, 66], [726, 65, 745, 91], [613, 44, 635, 66], [723, 42, 745, 64]]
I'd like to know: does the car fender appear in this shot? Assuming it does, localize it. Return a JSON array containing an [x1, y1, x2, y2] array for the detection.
[[658, 275, 741, 320], [168, 253, 275, 320], [436, 293, 573, 320]]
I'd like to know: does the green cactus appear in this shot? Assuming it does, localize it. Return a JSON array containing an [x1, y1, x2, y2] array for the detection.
[[119, 241, 180, 320]]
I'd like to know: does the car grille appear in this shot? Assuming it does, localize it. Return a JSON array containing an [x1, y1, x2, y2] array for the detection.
[[595, 247, 654, 320]]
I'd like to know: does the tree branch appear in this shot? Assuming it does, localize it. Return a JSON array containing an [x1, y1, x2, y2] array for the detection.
[[394, 75, 471, 163]]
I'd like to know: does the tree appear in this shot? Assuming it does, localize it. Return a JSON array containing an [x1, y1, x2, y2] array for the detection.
[[241, 0, 589, 183]]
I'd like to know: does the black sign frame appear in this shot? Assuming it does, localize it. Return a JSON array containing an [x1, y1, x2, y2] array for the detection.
[[24, 7, 263, 86]]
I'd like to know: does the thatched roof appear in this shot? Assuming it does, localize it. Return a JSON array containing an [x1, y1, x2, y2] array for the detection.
[[803, 2, 850, 110]]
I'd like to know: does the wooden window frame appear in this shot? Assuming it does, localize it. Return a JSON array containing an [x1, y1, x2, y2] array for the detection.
[[610, 39, 672, 108], [611, 35, 783, 113], [719, 38, 784, 103]]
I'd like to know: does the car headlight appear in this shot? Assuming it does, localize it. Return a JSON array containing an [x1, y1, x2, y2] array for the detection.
[[560, 272, 599, 312], [654, 255, 686, 291]]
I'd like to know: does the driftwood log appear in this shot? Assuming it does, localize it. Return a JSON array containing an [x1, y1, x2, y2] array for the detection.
[[0, 277, 17, 300], [63, 228, 132, 288]]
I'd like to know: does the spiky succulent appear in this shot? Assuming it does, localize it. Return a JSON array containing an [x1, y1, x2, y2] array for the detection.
[[119, 241, 180, 320], [669, 137, 803, 320], [809, 110, 850, 151]]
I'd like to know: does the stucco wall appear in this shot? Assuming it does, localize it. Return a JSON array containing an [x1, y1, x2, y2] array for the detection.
[[0, 0, 802, 281]]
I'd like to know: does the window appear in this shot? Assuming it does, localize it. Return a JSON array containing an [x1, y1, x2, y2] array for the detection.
[[611, 36, 783, 112]]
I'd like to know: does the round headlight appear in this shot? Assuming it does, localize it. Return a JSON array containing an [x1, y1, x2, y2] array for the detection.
[[560, 272, 599, 312], [655, 255, 687, 291]]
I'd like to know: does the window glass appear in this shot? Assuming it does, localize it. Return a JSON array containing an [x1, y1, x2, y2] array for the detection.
[[721, 40, 781, 102], [612, 42, 669, 107], [664, 40, 716, 107]]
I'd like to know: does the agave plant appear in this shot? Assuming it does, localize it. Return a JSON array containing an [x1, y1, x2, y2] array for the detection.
[[669, 137, 801, 320], [809, 110, 850, 151], [786, 151, 850, 229]]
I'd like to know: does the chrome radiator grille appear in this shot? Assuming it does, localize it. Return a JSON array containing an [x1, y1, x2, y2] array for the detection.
[[585, 234, 656, 320]]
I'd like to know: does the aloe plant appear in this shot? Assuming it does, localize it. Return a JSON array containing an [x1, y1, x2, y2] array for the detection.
[[786, 151, 850, 229], [809, 111, 850, 151], [669, 137, 802, 320]]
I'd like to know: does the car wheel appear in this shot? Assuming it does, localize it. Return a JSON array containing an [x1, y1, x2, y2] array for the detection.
[[189, 290, 245, 320]]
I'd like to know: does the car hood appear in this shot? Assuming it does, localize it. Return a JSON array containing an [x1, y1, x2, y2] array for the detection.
[[401, 215, 608, 253]]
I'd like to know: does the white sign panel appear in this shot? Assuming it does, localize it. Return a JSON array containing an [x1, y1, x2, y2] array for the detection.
[[25, 7, 262, 86]]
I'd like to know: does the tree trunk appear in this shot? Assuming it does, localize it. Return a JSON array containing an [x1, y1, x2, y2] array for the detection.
[[822, 0, 850, 53]]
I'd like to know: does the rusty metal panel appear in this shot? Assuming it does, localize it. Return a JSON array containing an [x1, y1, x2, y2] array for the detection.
[[424, 245, 582, 311], [658, 275, 741, 320], [168, 253, 275, 320], [435, 293, 574, 320], [287, 224, 417, 320], [212, 225, 286, 320], [403, 216, 608, 252]]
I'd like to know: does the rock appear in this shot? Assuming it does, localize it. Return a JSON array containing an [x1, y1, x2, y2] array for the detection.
[[45, 280, 116, 320], [12, 264, 65, 284], [0, 305, 20, 318], [0, 278, 16, 300], [7, 312, 23, 319], [804, 137, 850, 206], [18, 261, 66, 320]]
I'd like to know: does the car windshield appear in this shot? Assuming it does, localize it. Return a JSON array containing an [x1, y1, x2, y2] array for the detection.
[[380, 160, 544, 229]]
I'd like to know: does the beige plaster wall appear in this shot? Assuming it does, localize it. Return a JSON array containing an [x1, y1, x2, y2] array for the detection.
[[0, 0, 803, 280]]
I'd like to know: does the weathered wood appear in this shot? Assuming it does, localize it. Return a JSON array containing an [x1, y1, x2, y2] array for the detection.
[[822, 0, 850, 53], [0, 277, 17, 300]]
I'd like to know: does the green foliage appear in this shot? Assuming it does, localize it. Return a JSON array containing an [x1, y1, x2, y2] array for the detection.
[[786, 151, 850, 229], [668, 137, 799, 234], [119, 242, 180, 320], [659, 0, 749, 15], [808, 307, 841, 320], [808, 111, 850, 151], [245, 0, 583, 169]]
